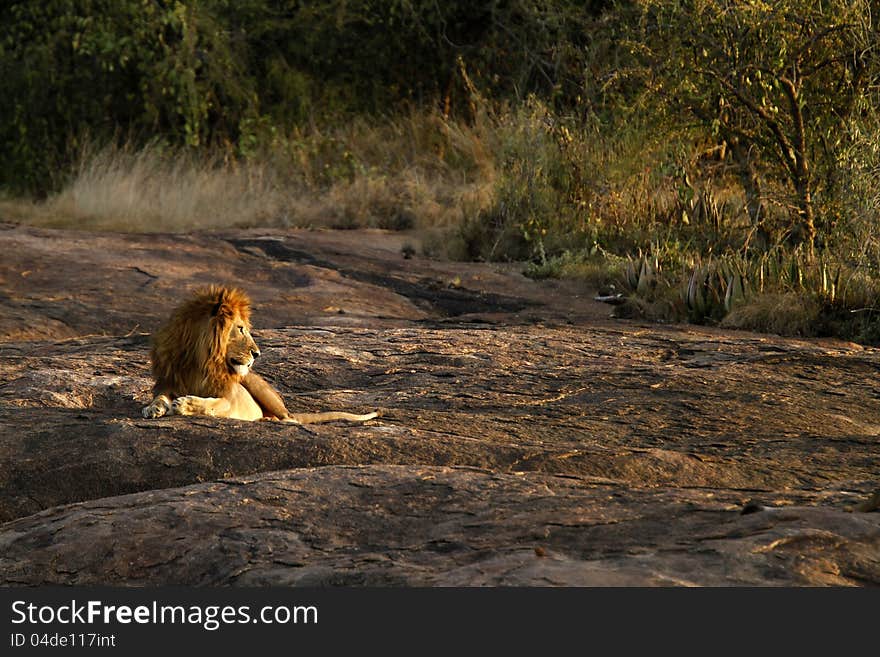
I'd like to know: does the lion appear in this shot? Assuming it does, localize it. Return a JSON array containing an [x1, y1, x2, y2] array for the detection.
[[141, 285, 378, 424]]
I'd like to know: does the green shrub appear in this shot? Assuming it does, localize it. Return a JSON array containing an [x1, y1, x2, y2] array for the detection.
[[0, 0, 254, 194]]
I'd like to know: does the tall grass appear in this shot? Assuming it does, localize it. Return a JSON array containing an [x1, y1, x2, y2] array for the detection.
[[4, 99, 880, 342], [2, 100, 689, 246], [1, 112, 496, 234], [2, 100, 684, 245], [49, 144, 288, 231], [1, 144, 287, 232]]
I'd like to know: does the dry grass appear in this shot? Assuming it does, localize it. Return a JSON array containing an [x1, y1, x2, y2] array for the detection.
[[289, 168, 493, 231], [4, 145, 286, 232], [4, 103, 880, 342], [720, 292, 822, 336], [0, 103, 683, 249], [0, 104, 693, 265], [282, 112, 496, 231], [1, 111, 498, 234]]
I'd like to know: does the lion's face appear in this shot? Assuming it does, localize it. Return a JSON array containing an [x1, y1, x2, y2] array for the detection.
[[150, 286, 261, 398], [225, 318, 260, 377]]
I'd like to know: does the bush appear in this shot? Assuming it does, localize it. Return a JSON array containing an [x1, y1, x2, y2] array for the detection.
[[0, 0, 254, 194]]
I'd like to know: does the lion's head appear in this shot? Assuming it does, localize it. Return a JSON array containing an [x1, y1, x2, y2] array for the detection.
[[150, 286, 261, 398]]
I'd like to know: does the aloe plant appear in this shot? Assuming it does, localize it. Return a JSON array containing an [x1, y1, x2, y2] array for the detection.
[[682, 255, 750, 322], [622, 252, 661, 296]]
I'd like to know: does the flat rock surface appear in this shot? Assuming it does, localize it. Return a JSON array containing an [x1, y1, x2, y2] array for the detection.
[[1, 222, 878, 586]]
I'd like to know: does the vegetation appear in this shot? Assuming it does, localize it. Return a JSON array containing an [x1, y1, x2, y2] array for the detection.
[[630, 0, 878, 254], [2, 1, 880, 342]]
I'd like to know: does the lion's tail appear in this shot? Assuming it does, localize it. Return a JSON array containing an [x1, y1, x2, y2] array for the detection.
[[283, 411, 379, 425]]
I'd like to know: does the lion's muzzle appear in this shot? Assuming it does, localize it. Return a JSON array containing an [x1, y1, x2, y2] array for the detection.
[[229, 355, 255, 377]]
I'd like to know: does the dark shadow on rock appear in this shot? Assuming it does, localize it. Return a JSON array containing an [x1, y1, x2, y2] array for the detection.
[[227, 237, 532, 317]]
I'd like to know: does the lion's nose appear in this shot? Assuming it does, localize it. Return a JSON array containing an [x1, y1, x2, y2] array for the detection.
[[251, 349, 261, 359]]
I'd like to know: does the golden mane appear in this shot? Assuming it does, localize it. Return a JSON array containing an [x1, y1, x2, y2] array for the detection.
[[150, 285, 252, 399]]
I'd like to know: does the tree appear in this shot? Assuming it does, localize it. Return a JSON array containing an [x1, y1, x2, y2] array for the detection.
[[206, 0, 596, 121], [0, 0, 254, 194], [627, 0, 879, 254]]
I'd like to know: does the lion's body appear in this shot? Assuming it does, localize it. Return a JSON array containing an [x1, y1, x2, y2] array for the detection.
[[142, 286, 378, 424]]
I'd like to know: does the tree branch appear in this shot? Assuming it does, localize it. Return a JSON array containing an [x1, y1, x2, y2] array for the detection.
[[778, 75, 808, 183], [699, 66, 798, 180]]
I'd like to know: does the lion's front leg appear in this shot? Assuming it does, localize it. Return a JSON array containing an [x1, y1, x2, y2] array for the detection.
[[142, 394, 172, 418], [171, 396, 232, 418]]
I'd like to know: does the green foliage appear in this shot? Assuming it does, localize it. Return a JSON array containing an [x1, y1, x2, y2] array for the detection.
[[682, 256, 749, 323], [613, 246, 880, 340], [0, 0, 605, 194], [623, 0, 880, 251], [462, 101, 567, 260], [0, 0, 255, 194], [207, 0, 595, 120]]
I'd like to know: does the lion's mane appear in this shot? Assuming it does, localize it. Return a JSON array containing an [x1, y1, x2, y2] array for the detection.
[[150, 285, 252, 399]]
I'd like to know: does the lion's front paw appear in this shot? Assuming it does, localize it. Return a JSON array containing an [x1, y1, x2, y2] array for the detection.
[[142, 396, 171, 418], [171, 395, 205, 416]]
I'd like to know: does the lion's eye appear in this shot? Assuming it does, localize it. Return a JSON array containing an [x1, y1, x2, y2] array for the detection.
[[238, 326, 245, 334]]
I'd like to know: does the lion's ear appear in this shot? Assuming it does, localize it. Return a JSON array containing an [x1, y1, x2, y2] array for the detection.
[[211, 292, 235, 320], [207, 287, 249, 324]]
